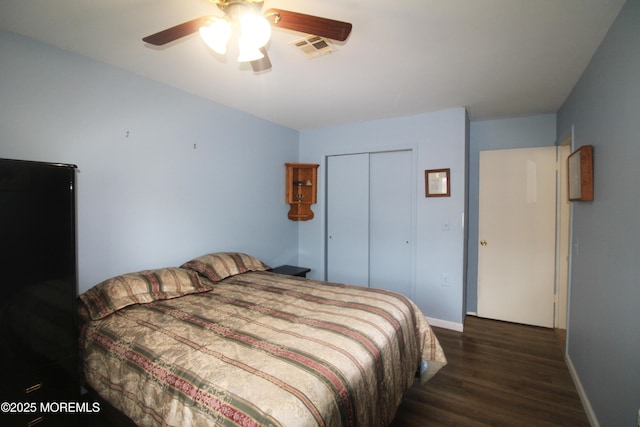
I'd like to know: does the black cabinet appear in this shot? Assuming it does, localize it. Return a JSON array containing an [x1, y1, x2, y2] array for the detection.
[[270, 265, 311, 278], [0, 159, 79, 426]]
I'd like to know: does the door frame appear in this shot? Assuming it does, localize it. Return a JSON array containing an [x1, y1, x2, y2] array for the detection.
[[474, 141, 573, 329], [555, 137, 572, 330]]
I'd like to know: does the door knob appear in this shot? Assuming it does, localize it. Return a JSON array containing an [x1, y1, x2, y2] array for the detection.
[[480, 240, 487, 246]]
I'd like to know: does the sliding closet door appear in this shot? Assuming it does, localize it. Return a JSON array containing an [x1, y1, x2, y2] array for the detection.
[[326, 150, 413, 296], [369, 150, 413, 298], [326, 154, 369, 285]]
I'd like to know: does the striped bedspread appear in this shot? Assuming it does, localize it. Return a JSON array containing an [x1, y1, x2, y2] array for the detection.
[[79, 271, 446, 426]]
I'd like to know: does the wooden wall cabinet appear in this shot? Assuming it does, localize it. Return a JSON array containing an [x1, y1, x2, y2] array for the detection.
[[285, 163, 319, 221]]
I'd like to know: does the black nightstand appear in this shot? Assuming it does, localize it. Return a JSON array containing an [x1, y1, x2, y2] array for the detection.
[[270, 265, 311, 278]]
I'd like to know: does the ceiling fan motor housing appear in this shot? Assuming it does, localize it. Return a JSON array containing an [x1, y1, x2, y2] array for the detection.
[[215, 0, 264, 15]]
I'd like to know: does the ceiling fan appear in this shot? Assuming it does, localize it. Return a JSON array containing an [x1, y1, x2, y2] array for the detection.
[[142, 0, 353, 72]]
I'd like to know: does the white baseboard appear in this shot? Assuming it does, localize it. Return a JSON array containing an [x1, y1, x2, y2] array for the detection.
[[565, 352, 599, 427], [426, 317, 464, 332]]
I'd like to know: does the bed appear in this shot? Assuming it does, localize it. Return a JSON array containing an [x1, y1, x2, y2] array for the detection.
[[78, 252, 446, 427]]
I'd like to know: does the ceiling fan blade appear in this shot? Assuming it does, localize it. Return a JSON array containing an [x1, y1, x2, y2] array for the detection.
[[265, 8, 352, 41], [143, 16, 213, 46], [251, 47, 272, 72]]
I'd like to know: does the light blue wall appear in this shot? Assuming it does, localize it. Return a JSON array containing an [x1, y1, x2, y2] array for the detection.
[[299, 109, 468, 328], [0, 30, 300, 292], [466, 114, 557, 313], [557, 1, 640, 425]]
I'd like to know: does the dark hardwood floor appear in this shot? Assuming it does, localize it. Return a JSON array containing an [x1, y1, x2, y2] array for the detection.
[[391, 315, 590, 426]]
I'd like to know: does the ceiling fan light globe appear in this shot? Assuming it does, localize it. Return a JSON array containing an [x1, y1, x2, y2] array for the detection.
[[199, 19, 232, 54], [237, 37, 264, 62], [239, 13, 271, 48]]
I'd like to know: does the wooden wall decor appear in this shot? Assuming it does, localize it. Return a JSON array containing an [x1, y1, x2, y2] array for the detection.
[[568, 145, 594, 201], [285, 163, 319, 220]]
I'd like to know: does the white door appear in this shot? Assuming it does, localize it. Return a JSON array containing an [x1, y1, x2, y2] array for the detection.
[[477, 147, 557, 328], [326, 154, 369, 285], [369, 150, 413, 298]]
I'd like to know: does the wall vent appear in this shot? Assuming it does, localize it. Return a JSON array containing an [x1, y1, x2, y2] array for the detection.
[[290, 35, 333, 58]]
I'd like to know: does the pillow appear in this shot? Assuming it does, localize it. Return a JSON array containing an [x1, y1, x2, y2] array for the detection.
[[180, 252, 270, 282], [79, 267, 209, 320]]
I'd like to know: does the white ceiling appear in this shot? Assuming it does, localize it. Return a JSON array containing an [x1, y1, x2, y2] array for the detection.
[[0, 0, 625, 130]]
